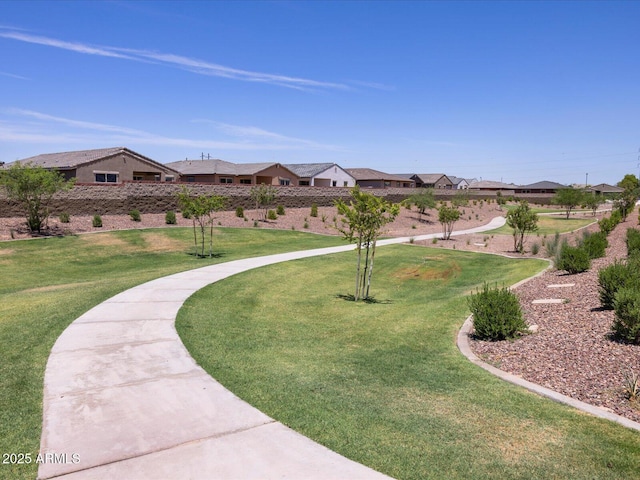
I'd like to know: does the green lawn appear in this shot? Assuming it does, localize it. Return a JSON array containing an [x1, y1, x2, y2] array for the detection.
[[0, 227, 343, 480], [177, 246, 640, 480], [487, 215, 596, 236]]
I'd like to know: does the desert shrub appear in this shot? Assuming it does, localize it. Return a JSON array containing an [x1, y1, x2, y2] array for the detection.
[[531, 242, 540, 255], [59, 212, 70, 223], [545, 232, 563, 257], [92, 214, 102, 228], [598, 260, 640, 310], [611, 208, 623, 225], [129, 209, 141, 222], [612, 286, 640, 344], [626, 228, 640, 257], [468, 283, 527, 341], [310, 203, 318, 217], [182, 209, 191, 219], [276, 205, 285, 215], [267, 209, 278, 220], [599, 217, 614, 235], [165, 211, 177, 225], [235, 206, 244, 218], [580, 231, 608, 259], [303, 221, 309, 229], [556, 245, 590, 274]]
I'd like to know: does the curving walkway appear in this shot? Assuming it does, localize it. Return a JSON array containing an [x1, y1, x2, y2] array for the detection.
[[38, 217, 506, 479]]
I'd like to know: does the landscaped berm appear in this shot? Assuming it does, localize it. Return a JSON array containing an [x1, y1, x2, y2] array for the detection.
[[1, 201, 639, 479]]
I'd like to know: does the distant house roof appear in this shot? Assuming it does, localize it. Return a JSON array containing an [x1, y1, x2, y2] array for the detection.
[[282, 163, 337, 178], [468, 180, 517, 190], [8, 147, 178, 173], [517, 180, 567, 190], [346, 168, 413, 183], [412, 173, 451, 185], [587, 183, 624, 194], [166, 159, 295, 177]]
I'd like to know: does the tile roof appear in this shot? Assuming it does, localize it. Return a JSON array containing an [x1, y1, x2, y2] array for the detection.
[[518, 180, 567, 189], [468, 180, 517, 190], [345, 168, 413, 183], [413, 174, 451, 184], [166, 159, 293, 176], [282, 163, 337, 178], [8, 147, 179, 173], [587, 183, 624, 193]]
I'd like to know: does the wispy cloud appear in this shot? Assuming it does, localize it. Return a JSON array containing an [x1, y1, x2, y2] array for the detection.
[[0, 28, 351, 91], [0, 71, 29, 80], [0, 109, 343, 152]]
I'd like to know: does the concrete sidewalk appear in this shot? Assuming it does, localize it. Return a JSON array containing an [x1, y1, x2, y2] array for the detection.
[[38, 217, 505, 479]]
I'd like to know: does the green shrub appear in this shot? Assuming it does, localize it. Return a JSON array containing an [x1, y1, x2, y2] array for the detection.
[[303, 221, 309, 229], [310, 203, 318, 217], [165, 210, 177, 225], [92, 214, 102, 228], [598, 260, 639, 310], [626, 228, 640, 257], [599, 217, 614, 235], [235, 206, 244, 218], [129, 209, 141, 222], [181, 210, 191, 219], [531, 242, 540, 255], [545, 232, 563, 257], [612, 286, 640, 344], [267, 209, 278, 220], [276, 205, 285, 215], [580, 231, 608, 259], [556, 245, 590, 274], [468, 283, 527, 341], [59, 212, 70, 223]]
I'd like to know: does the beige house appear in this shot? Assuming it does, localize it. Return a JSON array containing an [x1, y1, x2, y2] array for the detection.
[[409, 174, 454, 189], [166, 159, 300, 185], [7, 147, 179, 183], [345, 168, 415, 188]]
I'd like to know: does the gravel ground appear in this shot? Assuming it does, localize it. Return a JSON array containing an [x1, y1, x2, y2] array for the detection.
[[4, 202, 637, 422], [470, 210, 640, 423]]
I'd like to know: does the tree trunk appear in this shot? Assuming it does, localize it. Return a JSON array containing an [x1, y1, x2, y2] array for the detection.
[[365, 238, 377, 299]]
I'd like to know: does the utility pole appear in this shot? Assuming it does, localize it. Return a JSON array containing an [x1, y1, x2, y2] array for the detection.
[[585, 172, 588, 187]]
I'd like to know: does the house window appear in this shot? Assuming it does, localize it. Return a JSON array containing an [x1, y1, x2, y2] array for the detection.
[[95, 173, 118, 183], [240, 179, 251, 185], [279, 178, 290, 186], [187, 176, 196, 183], [332, 180, 337, 187], [154, 174, 161, 181], [299, 180, 310, 186], [133, 175, 143, 181], [343, 181, 348, 187], [165, 176, 175, 182], [220, 177, 233, 184]]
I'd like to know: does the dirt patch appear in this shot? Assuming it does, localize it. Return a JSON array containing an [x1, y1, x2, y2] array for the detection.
[[0, 248, 15, 255], [79, 233, 131, 249], [140, 232, 187, 252], [23, 281, 98, 294], [393, 259, 461, 281]]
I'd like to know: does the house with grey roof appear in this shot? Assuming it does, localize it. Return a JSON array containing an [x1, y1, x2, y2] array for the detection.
[[448, 176, 477, 190], [468, 180, 518, 193], [515, 181, 567, 194], [408, 174, 454, 189], [166, 159, 300, 186], [6, 147, 179, 183], [586, 183, 624, 196], [283, 163, 355, 187], [345, 168, 415, 188]]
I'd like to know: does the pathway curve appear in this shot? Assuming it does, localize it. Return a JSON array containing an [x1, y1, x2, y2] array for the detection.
[[38, 217, 506, 479]]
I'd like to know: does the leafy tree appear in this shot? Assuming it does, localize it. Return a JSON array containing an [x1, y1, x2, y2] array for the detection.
[[552, 188, 585, 219], [582, 193, 603, 216], [615, 174, 639, 221], [438, 204, 460, 240], [405, 188, 436, 215], [452, 190, 470, 207], [335, 186, 400, 301], [0, 162, 75, 233], [177, 187, 227, 257], [250, 184, 277, 221], [506, 201, 538, 253]]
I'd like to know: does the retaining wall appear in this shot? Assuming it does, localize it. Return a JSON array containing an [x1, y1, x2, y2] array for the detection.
[[0, 182, 554, 217]]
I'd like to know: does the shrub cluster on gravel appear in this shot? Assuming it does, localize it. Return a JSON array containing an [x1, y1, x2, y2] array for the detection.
[[468, 283, 527, 341]]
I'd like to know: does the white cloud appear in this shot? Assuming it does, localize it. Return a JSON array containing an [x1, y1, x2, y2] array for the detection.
[[0, 28, 351, 91], [0, 71, 29, 80]]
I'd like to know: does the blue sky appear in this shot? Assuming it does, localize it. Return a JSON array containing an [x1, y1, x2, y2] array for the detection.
[[1, 0, 639, 185]]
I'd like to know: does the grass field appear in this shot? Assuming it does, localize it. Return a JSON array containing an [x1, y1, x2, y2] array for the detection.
[[0, 227, 343, 480], [487, 215, 596, 236], [177, 246, 640, 479]]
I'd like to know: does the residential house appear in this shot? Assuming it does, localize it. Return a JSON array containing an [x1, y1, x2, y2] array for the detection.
[[515, 181, 567, 194], [447, 176, 477, 190], [345, 168, 415, 188], [166, 159, 300, 186], [409, 174, 454, 189], [6, 147, 179, 183], [282, 163, 355, 187], [468, 180, 517, 193], [586, 183, 624, 197]]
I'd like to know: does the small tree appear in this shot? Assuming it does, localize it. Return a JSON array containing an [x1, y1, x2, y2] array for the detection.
[[405, 188, 436, 216], [552, 188, 585, 219], [438, 204, 460, 240], [335, 186, 399, 301], [177, 188, 227, 257], [250, 184, 277, 221], [0, 162, 75, 233], [582, 193, 602, 217], [506, 201, 538, 253], [614, 174, 639, 221]]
